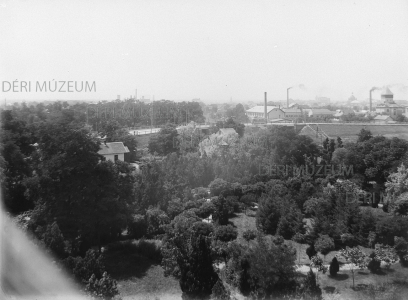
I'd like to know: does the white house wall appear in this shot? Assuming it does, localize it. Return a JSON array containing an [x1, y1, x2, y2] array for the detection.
[[103, 153, 125, 162]]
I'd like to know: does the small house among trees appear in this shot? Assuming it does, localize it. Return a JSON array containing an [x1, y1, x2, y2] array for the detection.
[[98, 142, 130, 162]]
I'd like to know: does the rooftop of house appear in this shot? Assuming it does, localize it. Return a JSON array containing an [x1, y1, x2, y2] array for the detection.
[[309, 109, 335, 114], [335, 108, 354, 114], [98, 142, 130, 155], [281, 108, 302, 113], [377, 103, 405, 108], [374, 115, 392, 120], [381, 86, 393, 96], [246, 106, 282, 113], [218, 128, 237, 135]]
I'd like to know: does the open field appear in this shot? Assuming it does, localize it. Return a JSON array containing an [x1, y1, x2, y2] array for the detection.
[[300, 124, 408, 144]]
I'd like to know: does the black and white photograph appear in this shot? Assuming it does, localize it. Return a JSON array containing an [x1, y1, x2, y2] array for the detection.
[[1, 0, 408, 299]]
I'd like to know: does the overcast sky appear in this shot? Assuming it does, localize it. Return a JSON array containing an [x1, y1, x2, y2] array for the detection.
[[1, 0, 408, 103]]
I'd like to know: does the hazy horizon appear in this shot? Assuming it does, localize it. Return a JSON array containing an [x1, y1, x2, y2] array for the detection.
[[1, 0, 408, 103]]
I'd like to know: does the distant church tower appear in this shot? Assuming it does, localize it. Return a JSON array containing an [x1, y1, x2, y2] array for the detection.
[[381, 86, 394, 104]]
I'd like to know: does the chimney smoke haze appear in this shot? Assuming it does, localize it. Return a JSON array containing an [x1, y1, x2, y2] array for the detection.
[[369, 87, 381, 112], [287, 84, 306, 108]]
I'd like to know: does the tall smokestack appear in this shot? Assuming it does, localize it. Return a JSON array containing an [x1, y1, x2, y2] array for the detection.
[[287, 87, 292, 108], [264, 92, 267, 123]]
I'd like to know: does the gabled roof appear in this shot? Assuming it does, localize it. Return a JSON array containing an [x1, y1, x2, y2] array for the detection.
[[282, 108, 302, 113], [218, 128, 237, 135], [310, 109, 335, 114], [381, 86, 393, 96], [374, 115, 392, 120], [246, 106, 280, 113], [335, 108, 354, 116], [377, 103, 404, 108], [98, 142, 130, 155]]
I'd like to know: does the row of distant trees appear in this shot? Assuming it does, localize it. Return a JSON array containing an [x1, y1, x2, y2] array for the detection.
[[87, 99, 206, 129]]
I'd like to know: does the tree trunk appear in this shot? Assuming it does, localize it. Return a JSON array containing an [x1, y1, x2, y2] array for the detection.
[[352, 269, 355, 289]]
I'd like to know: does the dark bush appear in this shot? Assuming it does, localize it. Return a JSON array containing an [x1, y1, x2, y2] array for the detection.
[[382, 201, 389, 213], [86, 272, 119, 299], [225, 196, 240, 213], [209, 178, 230, 196], [146, 207, 170, 236], [329, 257, 339, 276], [367, 252, 381, 274], [376, 215, 408, 245], [214, 225, 238, 242], [196, 201, 215, 219], [242, 229, 257, 245], [306, 243, 317, 260], [63, 249, 105, 283], [167, 198, 184, 219], [211, 279, 230, 300], [106, 239, 162, 263], [212, 196, 231, 225], [128, 214, 147, 239], [193, 187, 209, 200], [394, 236, 408, 266], [41, 221, 67, 258]]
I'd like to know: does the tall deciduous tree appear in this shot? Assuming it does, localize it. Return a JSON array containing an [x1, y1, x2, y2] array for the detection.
[[247, 234, 297, 298], [148, 123, 178, 156], [339, 246, 368, 289], [162, 217, 218, 297], [1, 110, 35, 213], [315, 234, 335, 263], [24, 122, 135, 253]]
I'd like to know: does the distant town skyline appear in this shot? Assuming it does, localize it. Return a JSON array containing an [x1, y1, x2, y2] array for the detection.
[[1, 0, 408, 102]]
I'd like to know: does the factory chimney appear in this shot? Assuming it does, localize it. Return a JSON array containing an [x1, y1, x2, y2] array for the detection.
[[264, 92, 267, 123], [287, 87, 292, 108]]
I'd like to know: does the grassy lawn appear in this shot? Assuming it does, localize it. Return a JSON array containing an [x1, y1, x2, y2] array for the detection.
[[318, 263, 408, 300], [103, 209, 403, 299], [230, 210, 408, 299], [103, 239, 182, 300], [230, 210, 257, 245]]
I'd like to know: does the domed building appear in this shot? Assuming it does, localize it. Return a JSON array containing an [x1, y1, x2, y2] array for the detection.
[[375, 87, 405, 119], [348, 93, 362, 111], [348, 93, 357, 102]]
